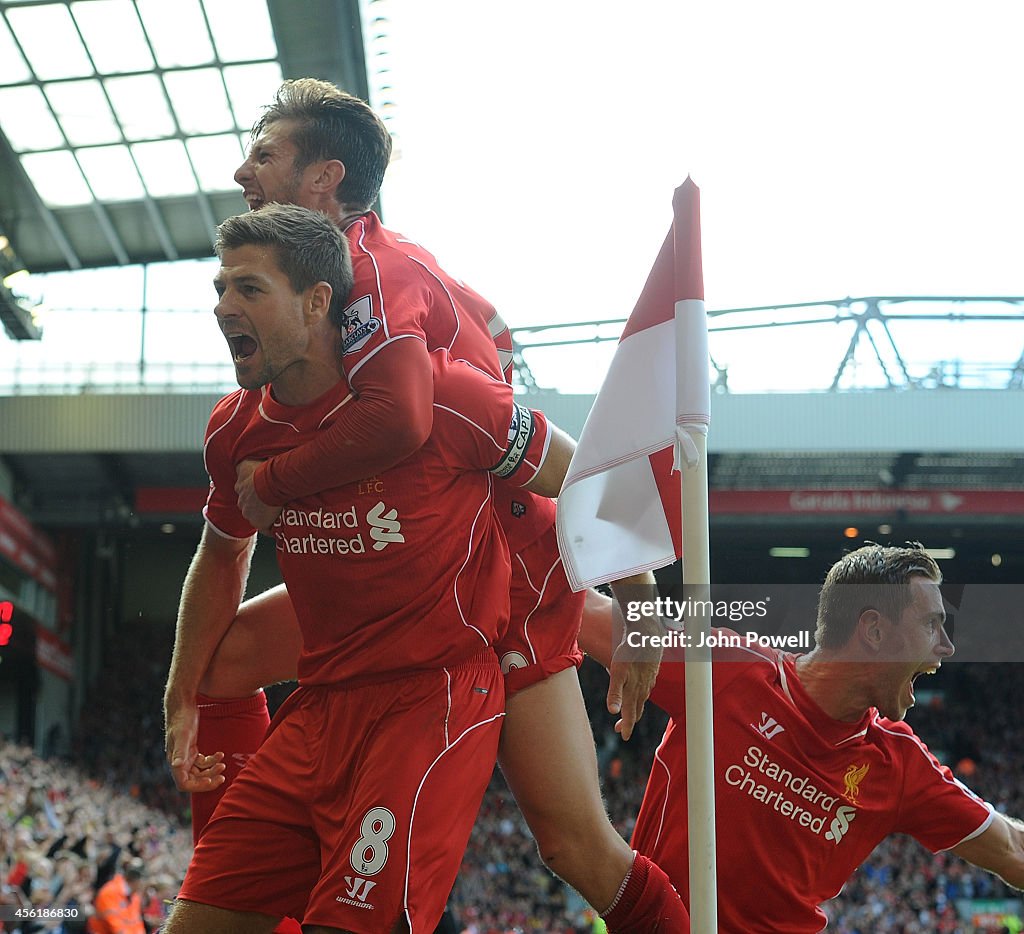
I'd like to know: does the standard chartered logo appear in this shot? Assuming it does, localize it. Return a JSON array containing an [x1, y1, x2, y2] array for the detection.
[[724, 745, 858, 846], [824, 805, 857, 844], [367, 502, 404, 551], [274, 502, 404, 555]]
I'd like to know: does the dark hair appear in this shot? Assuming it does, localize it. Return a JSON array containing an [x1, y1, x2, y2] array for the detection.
[[815, 543, 942, 649], [215, 203, 354, 328], [252, 78, 392, 212], [123, 858, 144, 882]]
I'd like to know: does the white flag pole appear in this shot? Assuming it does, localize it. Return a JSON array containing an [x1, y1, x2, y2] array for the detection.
[[680, 431, 716, 932], [672, 179, 717, 933]]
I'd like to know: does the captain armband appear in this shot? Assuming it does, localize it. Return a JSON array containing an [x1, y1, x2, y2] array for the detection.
[[490, 403, 536, 480]]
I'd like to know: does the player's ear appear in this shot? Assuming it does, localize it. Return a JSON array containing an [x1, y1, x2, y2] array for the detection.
[[310, 159, 345, 197], [306, 281, 332, 324], [855, 607, 885, 655]]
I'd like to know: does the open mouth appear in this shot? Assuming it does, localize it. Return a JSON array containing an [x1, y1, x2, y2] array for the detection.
[[907, 666, 939, 704], [228, 335, 258, 362], [244, 194, 265, 211]]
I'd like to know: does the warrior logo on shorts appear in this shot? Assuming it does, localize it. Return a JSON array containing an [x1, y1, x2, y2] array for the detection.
[[341, 294, 381, 355], [340, 876, 377, 906], [510, 500, 527, 519]]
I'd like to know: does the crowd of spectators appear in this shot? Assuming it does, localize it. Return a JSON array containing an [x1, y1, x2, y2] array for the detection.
[[4, 618, 1022, 933], [0, 739, 190, 933]]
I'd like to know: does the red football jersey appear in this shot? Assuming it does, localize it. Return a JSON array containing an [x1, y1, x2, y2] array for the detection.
[[635, 632, 993, 933], [202, 374, 514, 685], [341, 213, 506, 380], [343, 213, 552, 553]]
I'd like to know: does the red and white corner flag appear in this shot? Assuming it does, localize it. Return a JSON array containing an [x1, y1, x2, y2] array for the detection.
[[557, 178, 709, 591]]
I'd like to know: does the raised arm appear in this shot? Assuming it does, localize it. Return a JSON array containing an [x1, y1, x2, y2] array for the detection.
[[951, 813, 1024, 889], [164, 525, 255, 791]]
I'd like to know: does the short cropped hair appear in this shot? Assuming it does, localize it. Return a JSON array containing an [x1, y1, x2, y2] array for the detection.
[[814, 543, 942, 649], [252, 78, 392, 212], [215, 203, 354, 329]]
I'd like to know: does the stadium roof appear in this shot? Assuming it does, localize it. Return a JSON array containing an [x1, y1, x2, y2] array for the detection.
[[0, 0, 370, 273]]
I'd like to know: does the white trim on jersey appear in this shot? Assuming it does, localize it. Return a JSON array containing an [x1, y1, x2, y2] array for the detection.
[[257, 395, 303, 432], [451, 477, 497, 646], [833, 726, 870, 747], [510, 552, 564, 665], [943, 811, 996, 850], [774, 651, 796, 706], [647, 731, 676, 858], [202, 389, 245, 478], [873, 718, 996, 845], [486, 309, 514, 376], [344, 332, 424, 381], [202, 390, 252, 536], [404, 254, 461, 351], [517, 423, 552, 487], [432, 403, 506, 456], [349, 218, 391, 342], [317, 392, 355, 429], [201, 517, 253, 543], [486, 309, 510, 339]]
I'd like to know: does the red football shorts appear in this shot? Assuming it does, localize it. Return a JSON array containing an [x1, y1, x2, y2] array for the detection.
[[178, 650, 504, 932], [497, 525, 585, 695]]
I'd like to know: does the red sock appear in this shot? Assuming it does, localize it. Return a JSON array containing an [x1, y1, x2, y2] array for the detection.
[[601, 852, 690, 933], [191, 691, 270, 843]]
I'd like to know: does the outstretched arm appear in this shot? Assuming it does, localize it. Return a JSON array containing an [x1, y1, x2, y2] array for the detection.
[[952, 813, 1024, 889]]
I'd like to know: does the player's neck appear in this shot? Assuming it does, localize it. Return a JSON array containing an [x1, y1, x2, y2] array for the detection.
[[317, 200, 368, 231], [794, 650, 874, 723], [270, 337, 345, 406]]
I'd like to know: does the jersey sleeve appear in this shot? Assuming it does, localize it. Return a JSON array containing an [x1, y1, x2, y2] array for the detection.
[[498, 406, 551, 488], [888, 719, 994, 851], [430, 352, 513, 470], [339, 222, 434, 377], [429, 350, 551, 483], [201, 394, 256, 540], [253, 338, 434, 506]]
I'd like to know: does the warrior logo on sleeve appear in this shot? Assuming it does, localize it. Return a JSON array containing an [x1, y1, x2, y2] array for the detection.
[[341, 294, 382, 354]]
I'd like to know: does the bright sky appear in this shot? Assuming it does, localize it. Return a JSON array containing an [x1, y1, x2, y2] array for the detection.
[[379, 0, 1024, 317], [4, 0, 1024, 394], [363, 0, 1024, 390]]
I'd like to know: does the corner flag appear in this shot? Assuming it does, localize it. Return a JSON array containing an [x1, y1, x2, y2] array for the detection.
[[556, 178, 709, 591]]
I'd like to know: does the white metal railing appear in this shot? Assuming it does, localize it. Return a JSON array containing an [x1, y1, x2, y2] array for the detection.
[[2, 296, 1023, 396]]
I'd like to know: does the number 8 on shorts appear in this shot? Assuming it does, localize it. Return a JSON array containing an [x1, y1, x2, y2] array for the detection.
[[349, 806, 396, 875]]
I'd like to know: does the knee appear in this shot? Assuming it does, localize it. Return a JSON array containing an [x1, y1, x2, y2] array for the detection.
[[532, 821, 588, 872], [531, 812, 631, 877]]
